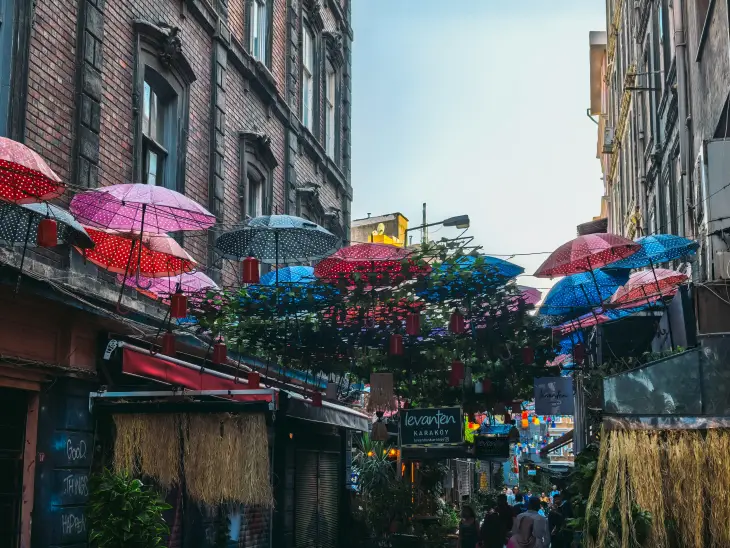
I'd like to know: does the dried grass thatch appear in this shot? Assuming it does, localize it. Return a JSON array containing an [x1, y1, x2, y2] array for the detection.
[[586, 427, 730, 548], [185, 413, 273, 507], [113, 413, 181, 489], [112, 412, 272, 506]]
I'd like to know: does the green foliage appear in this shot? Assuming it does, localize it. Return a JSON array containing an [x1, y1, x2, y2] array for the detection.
[[87, 469, 172, 548]]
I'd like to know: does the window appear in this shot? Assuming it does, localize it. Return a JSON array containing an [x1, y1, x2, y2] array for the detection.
[[325, 66, 336, 157], [134, 21, 196, 192], [247, 171, 263, 218], [141, 70, 178, 187], [302, 26, 315, 131], [240, 132, 278, 221], [250, 0, 268, 62]]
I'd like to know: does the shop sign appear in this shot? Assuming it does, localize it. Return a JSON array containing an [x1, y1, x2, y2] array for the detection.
[[528, 469, 537, 476], [474, 435, 510, 459], [534, 377, 574, 415], [400, 407, 463, 446]]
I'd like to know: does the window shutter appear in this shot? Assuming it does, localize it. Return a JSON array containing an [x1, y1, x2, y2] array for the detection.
[[295, 451, 318, 548], [318, 452, 340, 548]]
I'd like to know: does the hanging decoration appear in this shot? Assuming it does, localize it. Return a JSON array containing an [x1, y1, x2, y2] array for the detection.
[[367, 373, 395, 413], [170, 291, 188, 319], [405, 312, 421, 336], [36, 218, 58, 248], [371, 411, 389, 442], [389, 333, 403, 356], [521, 346, 535, 365], [161, 331, 176, 356], [242, 256, 261, 284], [248, 371, 261, 389], [449, 309, 466, 334], [212, 341, 227, 365], [449, 360, 465, 387]]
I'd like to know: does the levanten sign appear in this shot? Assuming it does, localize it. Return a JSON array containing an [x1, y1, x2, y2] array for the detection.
[[400, 407, 463, 446], [534, 377, 574, 415]]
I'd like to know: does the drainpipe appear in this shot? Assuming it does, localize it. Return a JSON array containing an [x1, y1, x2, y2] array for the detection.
[[673, 0, 692, 237]]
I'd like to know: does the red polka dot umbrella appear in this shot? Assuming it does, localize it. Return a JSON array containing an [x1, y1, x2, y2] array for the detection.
[[609, 268, 687, 307], [534, 233, 640, 278], [78, 227, 196, 278], [314, 243, 431, 287], [325, 299, 425, 326], [0, 137, 64, 204]]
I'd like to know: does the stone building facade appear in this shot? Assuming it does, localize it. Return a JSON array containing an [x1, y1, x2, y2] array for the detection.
[[593, 0, 730, 281]]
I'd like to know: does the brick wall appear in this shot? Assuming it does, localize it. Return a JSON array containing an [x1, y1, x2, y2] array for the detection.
[[22, 0, 352, 287]]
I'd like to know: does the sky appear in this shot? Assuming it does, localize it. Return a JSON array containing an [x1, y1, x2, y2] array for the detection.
[[351, 0, 607, 292]]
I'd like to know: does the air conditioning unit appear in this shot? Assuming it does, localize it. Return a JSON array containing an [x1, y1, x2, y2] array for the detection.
[[603, 126, 615, 154]]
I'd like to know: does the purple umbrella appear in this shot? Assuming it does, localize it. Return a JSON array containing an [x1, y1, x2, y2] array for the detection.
[[117, 271, 219, 298], [70, 183, 216, 234]]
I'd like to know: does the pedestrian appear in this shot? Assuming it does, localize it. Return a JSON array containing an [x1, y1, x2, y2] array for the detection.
[[479, 502, 505, 548], [548, 494, 566, 548], [513, 497, 550, 548], [488, 494, 515, 545], [506, 487, 515, 505], [507, 512, 536, 548], [512, 493, 527, 517], [458, 504, 479, 548]]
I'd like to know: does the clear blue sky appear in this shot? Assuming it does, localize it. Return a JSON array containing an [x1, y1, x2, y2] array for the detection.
[[351, 1, 607, 287]]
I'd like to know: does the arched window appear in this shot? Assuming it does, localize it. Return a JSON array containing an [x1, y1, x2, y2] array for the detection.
[[240, 131, 278, 220], [301, 24, 315, 131]]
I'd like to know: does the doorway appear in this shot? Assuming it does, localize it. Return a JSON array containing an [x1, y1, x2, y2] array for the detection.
[[0, 387, 28, 548]]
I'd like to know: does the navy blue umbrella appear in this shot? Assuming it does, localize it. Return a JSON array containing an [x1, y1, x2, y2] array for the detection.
[[605, 234, 698, 269], [538, 269, 629, 317]]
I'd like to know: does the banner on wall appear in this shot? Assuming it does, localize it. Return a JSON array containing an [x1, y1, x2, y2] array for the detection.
[[534, 377, 574, 415]]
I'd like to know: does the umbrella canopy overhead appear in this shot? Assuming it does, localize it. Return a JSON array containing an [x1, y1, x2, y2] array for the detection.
[[79, 228, 196, 278], [70, 183, 216, 234], [538, 269, 630, 317], [534, 233, 639, 278], [0, 201, 94, 249], [0, 137, 65, 204], [314, 242, 430, 286], [259, 266, 316, 285], [117, 271, 218, 297], [610, 268, 688, 306], [604, 234, 698, 269], [515, 286, 542, 307], [215, 215, 339, 264]]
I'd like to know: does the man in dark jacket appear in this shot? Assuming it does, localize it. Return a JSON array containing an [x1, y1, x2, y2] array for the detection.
[[512, 493, 527, 517]]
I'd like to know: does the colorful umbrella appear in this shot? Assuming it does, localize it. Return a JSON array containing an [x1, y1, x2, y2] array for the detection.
[[79, 228, 196, 278], [0, 201, 93, 249], [117, 271, 218, 297], [604, 234, 698, 269], [538, 269, 629, 317], [0, 137, 64, 204], [515, 286, 542, 307], [215, 215, 339, 266], [315, 243, 430, 286], [70, 183, 216, 234], [609, 268, 688, 306], [534, 233, 639, 278], [259, 265, 316, 285]]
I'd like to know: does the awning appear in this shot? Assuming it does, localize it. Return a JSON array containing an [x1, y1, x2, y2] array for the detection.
[[540, 429, 573, 458], [283, 391, 369, 432], [120, 343, 275, 403]]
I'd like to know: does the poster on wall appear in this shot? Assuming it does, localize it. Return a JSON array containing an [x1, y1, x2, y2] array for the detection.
[[400, 407, 463, 446], [534, 377, 574, 415]]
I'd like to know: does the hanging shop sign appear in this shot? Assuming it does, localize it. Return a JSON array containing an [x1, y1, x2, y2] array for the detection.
[[474, 435, 511, 459], [534, 377, 574, 416], [400, 407, 463, 446], [527, 469, 537, 476]]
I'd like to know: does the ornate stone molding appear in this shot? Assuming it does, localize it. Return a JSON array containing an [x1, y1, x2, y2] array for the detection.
[[133, 20, 197, 84], [240, 130, 279, 169], [302, 0, 325, 31], [323, 30, 344, 68]]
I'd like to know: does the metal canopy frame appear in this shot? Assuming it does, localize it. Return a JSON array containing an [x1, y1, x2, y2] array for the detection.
[[89, 389, 277, 413]]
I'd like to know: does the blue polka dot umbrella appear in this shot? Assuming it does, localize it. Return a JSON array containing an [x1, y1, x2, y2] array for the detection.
[[603, 234, 699, 269], [538, 268, 629, 317], [259, 266, 316, 285], [215, 215, 340, 271]]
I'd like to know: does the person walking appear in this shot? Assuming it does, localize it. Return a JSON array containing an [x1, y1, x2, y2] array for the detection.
[[513, 497, 550, 548], [512, 493, 527, 517], [457, 504, 479, 548], [480, 502, 505, 548]]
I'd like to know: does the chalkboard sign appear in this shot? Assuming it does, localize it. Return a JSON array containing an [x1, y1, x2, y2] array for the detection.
[[53, 506, 88, 544], [53, 470, 90, 505], [51, 431, 93, 467], [400, 407, 463, 446], [474, 435, 510, 459]]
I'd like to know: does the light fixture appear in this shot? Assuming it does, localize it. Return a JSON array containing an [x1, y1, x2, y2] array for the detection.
[[442, 214, 470, 229]]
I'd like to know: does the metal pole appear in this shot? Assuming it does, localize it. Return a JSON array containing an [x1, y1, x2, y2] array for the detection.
[[422, 202, 427, 244], [396, 416, 403, 482]]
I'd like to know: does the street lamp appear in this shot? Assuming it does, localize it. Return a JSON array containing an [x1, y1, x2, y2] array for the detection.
[[404, 210, 470, 245]]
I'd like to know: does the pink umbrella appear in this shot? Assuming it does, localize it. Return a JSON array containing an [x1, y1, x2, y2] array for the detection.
[[117, 271, 219, 298], [70, 183, 216, 234], [534, 233, 639, 278], [516, 286, 542, 306], [610, 268, 688, 306], [554, 310, 610, 336]]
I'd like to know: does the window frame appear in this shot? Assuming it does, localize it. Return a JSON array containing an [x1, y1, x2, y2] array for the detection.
[[239, 132, 279, 222], [324, 64, 337, 158], [133, 22, 195, 192], [247, 0, 273, 66], [301, 22, 316, 133]]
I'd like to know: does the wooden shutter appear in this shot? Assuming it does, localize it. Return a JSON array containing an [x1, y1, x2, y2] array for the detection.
[[295, 450, 318, 548], [317, 452, 340, 548]]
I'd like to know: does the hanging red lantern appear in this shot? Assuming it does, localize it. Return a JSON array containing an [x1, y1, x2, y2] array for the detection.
[[389, 334, 403, 356], [37, 218, 58, 248], [170, 291, 188, 319], [212, 341, 227, 364], [311, 392, 323, 407], [481, 378, 492, 393], [248, 371, 261, 389], [521, 410, 528, 420], [405, 313, 421, 336], [521, 346, 535, 365], [242, 256, 260, 284], [574, 343, 586, 364], [449, 360, 465, 387], [161, 331, 176, 356], [449, 309, 466, 334]]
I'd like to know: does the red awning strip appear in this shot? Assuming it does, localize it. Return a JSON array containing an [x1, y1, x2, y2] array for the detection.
[[122, 347, 275, 404]]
